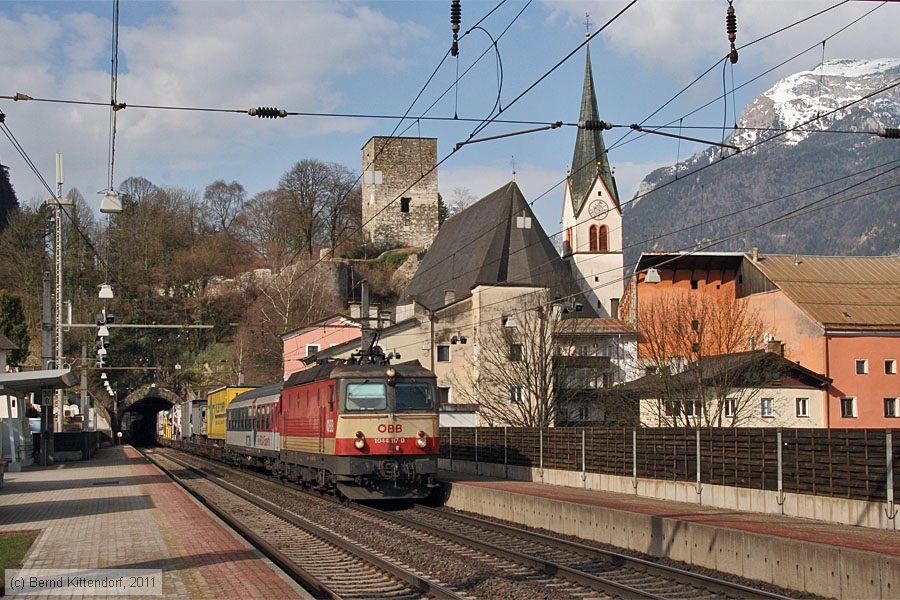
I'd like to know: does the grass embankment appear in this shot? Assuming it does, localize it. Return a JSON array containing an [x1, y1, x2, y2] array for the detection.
[[0, 530, 39, 594], [0, 530, 39, 573]]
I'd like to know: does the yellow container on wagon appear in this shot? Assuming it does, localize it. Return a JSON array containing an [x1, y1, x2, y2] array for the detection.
[[206, 386, 256, 444]]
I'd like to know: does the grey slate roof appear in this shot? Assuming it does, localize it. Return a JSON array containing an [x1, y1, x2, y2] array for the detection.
[[0, 334, 18, 351], [568, 45, 619, 216], [403, 182, 585, 311]]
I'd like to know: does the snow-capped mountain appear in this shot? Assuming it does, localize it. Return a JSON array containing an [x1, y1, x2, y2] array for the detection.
[[624, 59, 900, 265]]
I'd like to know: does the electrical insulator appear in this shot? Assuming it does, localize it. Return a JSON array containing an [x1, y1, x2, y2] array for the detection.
[[579, 119, 612, 131], [878, 128, 899, 139], [249, 107, 287, 119], [450, 0, 461, 57], [726, 1, 738, 64]]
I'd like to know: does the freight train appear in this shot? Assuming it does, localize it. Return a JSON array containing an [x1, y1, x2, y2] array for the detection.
[[158, 358, 440, 501]]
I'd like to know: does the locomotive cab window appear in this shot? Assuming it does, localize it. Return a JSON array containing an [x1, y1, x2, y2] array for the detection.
[[346, 382, 387, 411], [395, 383, 434, 411]]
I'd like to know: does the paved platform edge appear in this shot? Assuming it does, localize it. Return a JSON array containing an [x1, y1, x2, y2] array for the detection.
[[135, 447, 312, 599], [440, 477, 900, 599]]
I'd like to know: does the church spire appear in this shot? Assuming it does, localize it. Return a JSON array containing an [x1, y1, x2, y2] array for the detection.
[[568, 43, 619, 216]]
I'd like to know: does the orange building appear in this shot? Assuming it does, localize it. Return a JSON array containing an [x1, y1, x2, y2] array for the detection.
[[622, 252, 900, 429]]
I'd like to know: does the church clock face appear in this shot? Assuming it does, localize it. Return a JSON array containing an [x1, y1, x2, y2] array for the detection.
[[588, 198, 609, 220]]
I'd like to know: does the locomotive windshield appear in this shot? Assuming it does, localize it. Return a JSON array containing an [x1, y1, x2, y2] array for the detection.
[[346, 382, 387, 411], [395, 383, 433, 410]]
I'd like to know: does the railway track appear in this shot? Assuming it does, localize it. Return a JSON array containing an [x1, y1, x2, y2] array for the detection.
[[357, 505, 794, 600], [154, 445, 797, 599], [141, 448, 463, 600]]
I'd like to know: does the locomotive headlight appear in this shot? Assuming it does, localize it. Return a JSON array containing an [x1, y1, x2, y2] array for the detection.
[[385, 367, 397, 386], [416, 430, 428, 448], [354, 431, 366, 450]]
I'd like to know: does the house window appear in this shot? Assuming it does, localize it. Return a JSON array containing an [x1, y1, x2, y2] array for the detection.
[[690, 279, 699, 290], [683, 400, 699, 417], [515, 215, 532, 229], [855, 359, 868, 374], [306, 344, 319, 356], [509, 343, 523, 362], [761, 398, 774, 418], [589, 225, 598, 252], [509, 385, 523, 404], [598, 225, 609, 252], [400, 197, 411, 213], [840, 397, 856, 418], [664, 400, 681, 417], [564, 227, 573, 255], [438, 387, 451, 406], [796, 397, 808, 418], [886, 359, 897, 375], [724, 398, 736, 417], [502, 315, 517, 328], [436, 345, 451, 362], [884, 398, 898, 418], [575, 406, 590, 421]]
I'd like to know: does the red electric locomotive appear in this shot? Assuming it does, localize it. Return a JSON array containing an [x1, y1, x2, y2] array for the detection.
[[276, 359, 439, 500]]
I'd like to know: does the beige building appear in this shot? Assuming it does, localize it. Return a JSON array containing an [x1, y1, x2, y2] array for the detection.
[[614, 349, 831, 428], [317, 182, 609, 426]]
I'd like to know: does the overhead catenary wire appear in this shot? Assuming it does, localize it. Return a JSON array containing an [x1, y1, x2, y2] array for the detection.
[[607, 0, 886, 154], [263, 0, 640, 306], [280, 13, 900, 341], [0, 116, 112, 277], [300, 166, 900, 351]]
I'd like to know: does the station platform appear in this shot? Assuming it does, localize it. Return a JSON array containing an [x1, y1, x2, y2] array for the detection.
[[0, 446, 308, 598], [438, 471, 900, 599]]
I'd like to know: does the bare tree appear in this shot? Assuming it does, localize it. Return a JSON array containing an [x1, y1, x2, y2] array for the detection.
[[322, 165, 361, 251], [237, 190, 291, 264], [203, 180, 246, 234], [277, 159, 342, 257], [118, 176, 157, 207], [637, 291, 770, 426], [451, 293, 586, 427], [446, 186, 476, 219], [242, 260, 341, 381]]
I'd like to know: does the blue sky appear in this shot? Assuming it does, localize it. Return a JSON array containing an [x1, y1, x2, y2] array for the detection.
[[1, 1, 897, 238]]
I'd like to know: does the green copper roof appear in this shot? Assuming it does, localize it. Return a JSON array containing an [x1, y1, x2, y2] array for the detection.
[[569, 45, 619, 216]]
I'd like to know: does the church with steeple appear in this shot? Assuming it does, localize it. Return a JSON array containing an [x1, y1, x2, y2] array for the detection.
[[561, 38, 624, 319]]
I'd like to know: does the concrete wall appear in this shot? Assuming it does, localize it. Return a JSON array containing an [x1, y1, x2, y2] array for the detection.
[[440, 458, 898, 531], [439, 475, 900, 599]]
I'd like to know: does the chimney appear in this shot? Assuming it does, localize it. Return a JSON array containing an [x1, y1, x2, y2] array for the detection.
[[750, 247, 759, 263], [444, 289, 456, 305], [766, 340, 784, 356], [348, 302, 361, 319]]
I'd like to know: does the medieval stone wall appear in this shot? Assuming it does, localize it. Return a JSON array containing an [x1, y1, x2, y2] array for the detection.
[[361, 136, 439, 249]]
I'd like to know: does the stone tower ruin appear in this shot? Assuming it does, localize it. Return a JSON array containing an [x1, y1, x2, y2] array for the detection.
[[361, 136, 439, 249]]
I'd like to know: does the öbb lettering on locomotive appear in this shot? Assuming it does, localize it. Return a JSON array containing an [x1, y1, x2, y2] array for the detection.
[[199, 360, 440, 501]]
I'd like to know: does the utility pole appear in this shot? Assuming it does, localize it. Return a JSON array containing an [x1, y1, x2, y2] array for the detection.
[[49, 153, 72, 431], [40, 272, 53, 465], [80, 343, 88, 431]]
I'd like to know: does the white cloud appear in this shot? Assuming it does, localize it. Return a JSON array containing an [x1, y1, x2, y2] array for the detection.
[[544, 1, 899, 79], [0, 3, 425, 203]]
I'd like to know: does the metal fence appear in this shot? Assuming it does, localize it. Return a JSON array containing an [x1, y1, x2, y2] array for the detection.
[[439, 427, 900, 503]]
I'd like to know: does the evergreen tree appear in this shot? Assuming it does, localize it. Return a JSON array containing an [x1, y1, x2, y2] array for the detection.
[[0, 163, 20, 234], [0, 292, 30, 366]]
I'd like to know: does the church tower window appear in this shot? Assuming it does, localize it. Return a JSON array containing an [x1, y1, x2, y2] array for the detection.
[[588, 225, 598, 252], [598, 225, 609, 253]]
